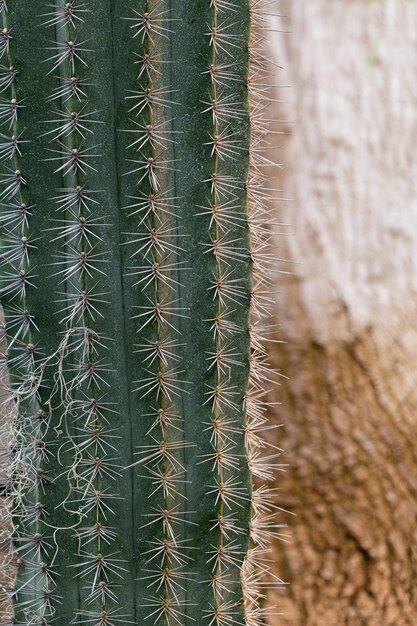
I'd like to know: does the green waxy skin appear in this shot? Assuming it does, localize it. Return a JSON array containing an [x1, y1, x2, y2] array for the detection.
[[0, 1, 277, 626]]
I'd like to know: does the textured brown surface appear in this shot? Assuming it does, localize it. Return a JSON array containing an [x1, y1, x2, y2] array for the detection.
[[269, 311, 417, 625]]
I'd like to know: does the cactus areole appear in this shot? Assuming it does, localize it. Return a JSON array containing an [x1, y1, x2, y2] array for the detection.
[[0, 1, 283, 626]]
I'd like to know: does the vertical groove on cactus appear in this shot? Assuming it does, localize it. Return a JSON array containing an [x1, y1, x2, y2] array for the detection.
[[0, 2, 285, 626]]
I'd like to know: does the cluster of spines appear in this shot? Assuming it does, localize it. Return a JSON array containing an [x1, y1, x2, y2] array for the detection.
[[38, 2, 125, 624], [199, 1, 254, 625], [122, 3, 194, 623], [0, 3, 55, 626], [242, 2, 289, 625]]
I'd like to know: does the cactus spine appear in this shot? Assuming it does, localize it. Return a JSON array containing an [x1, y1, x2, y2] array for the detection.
[[0, 2, 285, 626]]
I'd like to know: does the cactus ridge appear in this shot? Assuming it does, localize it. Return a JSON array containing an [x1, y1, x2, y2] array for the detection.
[[200, 2, 251, 625], [0, 4, 53, 626], [0, 1, 287, 626], [122, 4, 196, 622]]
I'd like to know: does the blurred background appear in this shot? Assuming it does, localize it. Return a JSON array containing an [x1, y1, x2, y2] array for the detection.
[[268, 1, 417, 625]]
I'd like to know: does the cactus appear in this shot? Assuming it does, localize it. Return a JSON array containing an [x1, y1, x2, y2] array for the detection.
[[0, 1, 284, 626]]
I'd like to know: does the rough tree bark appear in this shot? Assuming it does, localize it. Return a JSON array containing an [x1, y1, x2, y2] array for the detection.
[[268, 2, 417, 625]]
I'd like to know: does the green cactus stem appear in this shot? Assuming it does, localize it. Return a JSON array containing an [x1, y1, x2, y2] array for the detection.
[[0, 1, 285, 625]]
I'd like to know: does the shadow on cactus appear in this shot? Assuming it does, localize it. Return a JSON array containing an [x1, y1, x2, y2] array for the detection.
[[0, 1, 286, 625]]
